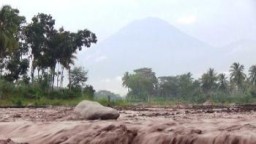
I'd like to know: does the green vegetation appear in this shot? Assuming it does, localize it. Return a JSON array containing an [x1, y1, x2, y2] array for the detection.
[[1, 5, 256, 107], [0, 5, 96, 106], [122, 64, 256, 105]]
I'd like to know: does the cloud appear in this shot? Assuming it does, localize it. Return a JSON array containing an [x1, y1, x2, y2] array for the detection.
[[101, 75, 122, 83], [101, 78, 111, 83], [97, 76, 127, 96], [115, 76, 122, 81], [95, 55, 108, 62], [82, 52, 107, 63], [176, 15, 197, 25]]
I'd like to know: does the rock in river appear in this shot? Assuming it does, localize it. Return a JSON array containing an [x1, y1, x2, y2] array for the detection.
[[74, 100, 120, 120]]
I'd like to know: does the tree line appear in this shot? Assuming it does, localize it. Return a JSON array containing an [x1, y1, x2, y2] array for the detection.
[[122, 63, 256, 103], [0, 5, 96, 101], [0, 5, 96, 87]]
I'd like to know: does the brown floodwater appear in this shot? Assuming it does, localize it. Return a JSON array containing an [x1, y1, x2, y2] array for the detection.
[[0, 105, 256, 144]]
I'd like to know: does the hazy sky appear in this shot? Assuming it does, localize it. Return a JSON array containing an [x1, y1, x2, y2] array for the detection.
[[1, 0, 256, 95], [1, 0, 256, 47]]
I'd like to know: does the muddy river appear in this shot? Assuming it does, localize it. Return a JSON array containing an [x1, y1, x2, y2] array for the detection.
[[0, 105, 256, 144]]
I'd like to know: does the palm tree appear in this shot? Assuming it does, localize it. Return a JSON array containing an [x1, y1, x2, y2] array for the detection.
[[201, 68, 217, 93], [230, 62, 246, 90], [122, 72, 129, 87], [217, 73, 228, 91], [249, 65, 256, 86], [122, 72, 133, 94]]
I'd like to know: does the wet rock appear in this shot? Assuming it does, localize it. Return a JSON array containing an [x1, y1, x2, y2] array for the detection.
[[74, 100, 120, 120]]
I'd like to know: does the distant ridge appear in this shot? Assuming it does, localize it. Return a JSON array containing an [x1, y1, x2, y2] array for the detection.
[[77, 17, 256, 94]]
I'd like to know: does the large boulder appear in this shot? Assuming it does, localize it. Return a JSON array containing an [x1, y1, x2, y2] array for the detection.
[[74, 100, 120, 120]]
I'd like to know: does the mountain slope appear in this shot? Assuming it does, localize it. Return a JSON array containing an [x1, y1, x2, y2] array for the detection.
[[217, 39, 256, 71], [77, 17, 220, 94]]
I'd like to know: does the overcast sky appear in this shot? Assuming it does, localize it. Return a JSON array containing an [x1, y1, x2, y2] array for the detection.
[[1, 0, 256, 47]]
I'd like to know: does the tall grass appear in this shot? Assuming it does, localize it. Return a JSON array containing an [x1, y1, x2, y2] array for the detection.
[[0, 79, 94, 107]]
